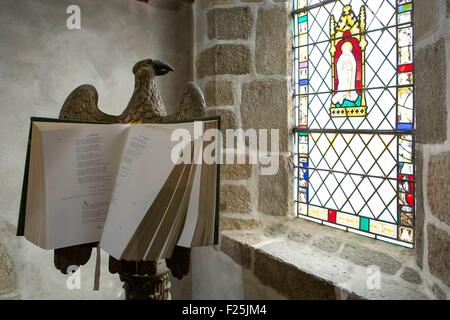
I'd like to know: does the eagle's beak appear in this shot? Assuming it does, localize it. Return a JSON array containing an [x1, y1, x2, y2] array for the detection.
[[152, 60, 174, 76]]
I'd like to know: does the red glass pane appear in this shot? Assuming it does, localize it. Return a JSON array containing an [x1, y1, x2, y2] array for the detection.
[[328, 210, 337, 223], [398, 64, 414, 73]]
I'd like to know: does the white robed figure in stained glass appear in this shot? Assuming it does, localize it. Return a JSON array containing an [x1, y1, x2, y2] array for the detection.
[[331, 42, 359, 106], [330, 5, 367, 117]]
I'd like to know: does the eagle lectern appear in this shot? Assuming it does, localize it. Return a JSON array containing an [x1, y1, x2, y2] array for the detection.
[[54, 58, 206, 299]]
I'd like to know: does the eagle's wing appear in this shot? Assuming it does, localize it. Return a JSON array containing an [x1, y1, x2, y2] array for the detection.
[[59, 84, 118, 123], [176, 82, 206, 120]]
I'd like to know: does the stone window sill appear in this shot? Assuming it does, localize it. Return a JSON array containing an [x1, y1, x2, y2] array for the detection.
[[219, 216, 431, 300]]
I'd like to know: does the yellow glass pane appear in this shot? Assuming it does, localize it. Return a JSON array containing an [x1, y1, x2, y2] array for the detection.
[[309, 206, 328, 220], [370, 220, 397, 238], [336, 212, 359, 229]]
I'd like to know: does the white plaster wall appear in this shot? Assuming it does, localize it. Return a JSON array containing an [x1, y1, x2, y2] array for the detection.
[[0, 0, 193, 299]]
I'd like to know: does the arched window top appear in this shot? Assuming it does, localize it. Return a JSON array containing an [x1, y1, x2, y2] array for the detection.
[[292, 0, 415, 248]]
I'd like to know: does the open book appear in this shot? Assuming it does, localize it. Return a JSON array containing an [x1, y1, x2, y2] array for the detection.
[[17, 117, 220, 261]]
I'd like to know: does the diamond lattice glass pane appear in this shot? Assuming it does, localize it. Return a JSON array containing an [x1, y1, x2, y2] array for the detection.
[[293, 0, 415, 248]]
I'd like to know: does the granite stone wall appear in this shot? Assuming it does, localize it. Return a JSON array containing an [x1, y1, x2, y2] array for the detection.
[[194, 0, 292, 232], [413, 0, 450, 297]]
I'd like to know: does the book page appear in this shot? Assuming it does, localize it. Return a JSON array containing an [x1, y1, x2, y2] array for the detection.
[[176, 141, 202, 248], [24, 123, 47, 247], [40, 123, 129, 249], [190, 120, 219, 247], [100, 122, 196, 260]]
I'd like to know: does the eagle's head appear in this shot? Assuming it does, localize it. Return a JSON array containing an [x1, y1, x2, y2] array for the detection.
[[132, 59, 174, 78]]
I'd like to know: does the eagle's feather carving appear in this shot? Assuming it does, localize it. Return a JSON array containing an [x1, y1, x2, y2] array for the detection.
[[55, 58, 205, 280], [59, 84, 118, 123]]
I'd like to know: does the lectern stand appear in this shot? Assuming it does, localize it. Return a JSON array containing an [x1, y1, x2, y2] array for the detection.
[[54, 237, 190, 300]]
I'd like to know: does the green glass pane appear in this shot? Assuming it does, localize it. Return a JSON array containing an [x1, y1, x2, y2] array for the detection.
[[398, 3, 412, 13], [298, 15, 308, 23], [360, 217, 369, 232]]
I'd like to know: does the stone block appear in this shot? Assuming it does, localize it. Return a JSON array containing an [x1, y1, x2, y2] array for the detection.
[[427, 151, 450, 225], [256, 6, 289, 75], [221, 162, 253, 180], [197, 45, 251, 78], [206, 108, 237, 131], [258, 154, 292, 216], [432, 283, 448, 300], [427, 224, 450, 286], [206, 108, 238, 147], [207, 7, 253, 40], [204, 80, 235, 107], [263, 223, 289, 237], [416, 39, 447, 143], [313, 236, 343, 254], [0, 244, 16, 295], [254, 248, 337, 299], [414, 0, 439, 41], [220, 234, 255, 269], [241, 78, 289, 152], [287, 229, 313, 243], [220, 216, 260, 231], [220, 184, 252, 213], [339, 244, 402, 275], [400, 267, 422, 284]]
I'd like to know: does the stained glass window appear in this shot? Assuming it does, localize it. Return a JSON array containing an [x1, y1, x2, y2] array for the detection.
[[292, 0, 415, 247]]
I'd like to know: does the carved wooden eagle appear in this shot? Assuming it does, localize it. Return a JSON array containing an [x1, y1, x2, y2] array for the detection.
[[59, 59, 205, 123], [55, 58, 206, 280]]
